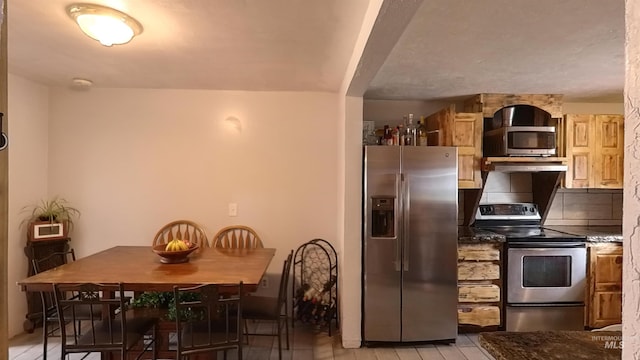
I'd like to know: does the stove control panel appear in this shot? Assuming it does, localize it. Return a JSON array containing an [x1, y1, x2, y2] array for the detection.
[[476, 203, 541, 220]]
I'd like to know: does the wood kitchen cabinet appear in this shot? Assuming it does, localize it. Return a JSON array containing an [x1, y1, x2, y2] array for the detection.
[[564, 114, 624, 189], [463, 93, 564, 119], [425, 105, 483, 188], [587, 243, 622, 328], [457, 243, 502, 331]]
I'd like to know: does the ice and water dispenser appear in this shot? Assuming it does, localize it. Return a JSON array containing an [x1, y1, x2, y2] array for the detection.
[[371, 196, 395, 238]]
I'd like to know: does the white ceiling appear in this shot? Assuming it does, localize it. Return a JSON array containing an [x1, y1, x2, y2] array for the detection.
[[8, 0, 625, 102]]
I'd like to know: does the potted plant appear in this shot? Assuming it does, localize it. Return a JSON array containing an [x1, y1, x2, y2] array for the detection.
[[131, 291, 202, 321], [20, 196, 81, 241]]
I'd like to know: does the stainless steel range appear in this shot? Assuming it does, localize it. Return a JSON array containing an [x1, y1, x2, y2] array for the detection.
[[474, 203, 587, 331]]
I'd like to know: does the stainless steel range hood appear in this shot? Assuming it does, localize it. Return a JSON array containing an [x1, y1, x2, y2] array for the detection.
[[486, 162, 568, 172], [483, 157, 568, 173]]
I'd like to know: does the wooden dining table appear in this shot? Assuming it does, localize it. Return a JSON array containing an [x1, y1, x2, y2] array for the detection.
[[17, 245, 276, 360], [17, 245, 276, 293]]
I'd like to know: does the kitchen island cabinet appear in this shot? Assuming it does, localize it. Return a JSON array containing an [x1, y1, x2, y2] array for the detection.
[[457, 243, 503, 331], [587, 242, 622, 328]]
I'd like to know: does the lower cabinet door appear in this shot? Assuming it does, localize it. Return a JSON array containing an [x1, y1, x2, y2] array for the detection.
[[591, 290, 622, 328], [458, 305, 500, 327]]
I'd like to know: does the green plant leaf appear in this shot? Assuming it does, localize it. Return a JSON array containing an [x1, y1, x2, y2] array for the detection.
[[20, 196, 81, 231]]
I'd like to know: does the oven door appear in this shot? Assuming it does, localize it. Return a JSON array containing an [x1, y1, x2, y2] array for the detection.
[[507, 242, 586, 304]]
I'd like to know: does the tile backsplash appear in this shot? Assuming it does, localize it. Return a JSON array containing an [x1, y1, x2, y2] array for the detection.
[[460, 172, 622, 226], [546, 188, 622, 226]]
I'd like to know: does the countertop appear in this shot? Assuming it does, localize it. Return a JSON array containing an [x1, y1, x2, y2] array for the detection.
[[458, 226, 506, 243], [459, 225, 622, 244], [479, 330, 622, 360], [544, 225, 623, 243]]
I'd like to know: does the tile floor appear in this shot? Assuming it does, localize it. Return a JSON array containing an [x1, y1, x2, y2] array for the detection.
[[9, 320, 496, 360]]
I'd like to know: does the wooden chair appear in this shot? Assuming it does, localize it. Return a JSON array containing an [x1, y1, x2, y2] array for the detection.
[[33, 250, 134, 360], [32, 249, 82, 360], [212, 225, 263, 248], [173, 282, 244, 360], [243, 250, 293, 360], [53, 282, 158, 360], [152, 220, 208, 248]]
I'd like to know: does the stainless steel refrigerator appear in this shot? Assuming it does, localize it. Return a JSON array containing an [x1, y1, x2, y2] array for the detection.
[[362, 146, 458, 343]]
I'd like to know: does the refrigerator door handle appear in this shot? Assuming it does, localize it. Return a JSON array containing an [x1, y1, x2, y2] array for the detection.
[[393, 238, 401, 272], [394, 173, 402, 272], [402, 173, 409, 272]]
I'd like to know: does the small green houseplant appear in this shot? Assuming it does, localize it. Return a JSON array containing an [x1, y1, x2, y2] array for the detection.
[[131, 291, 202, 321], [20, 196, 81, 239]]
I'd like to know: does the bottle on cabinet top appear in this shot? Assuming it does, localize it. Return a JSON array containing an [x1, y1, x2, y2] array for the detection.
[[366, 113, 429, 146], [418, 116, 428, 146], [405, 114, 417, 146]]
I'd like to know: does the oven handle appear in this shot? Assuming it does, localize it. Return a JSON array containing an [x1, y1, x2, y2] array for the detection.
[[508, 302, 585, 308], [508, 242, 586, 249]]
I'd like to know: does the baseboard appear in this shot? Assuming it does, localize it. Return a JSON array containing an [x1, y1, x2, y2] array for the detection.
[[341, 339, 361, 348]]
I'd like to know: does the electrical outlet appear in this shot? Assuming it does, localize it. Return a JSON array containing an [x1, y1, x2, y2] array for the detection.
[[261, 277, 269, 288], [228, 203, 238, 217]]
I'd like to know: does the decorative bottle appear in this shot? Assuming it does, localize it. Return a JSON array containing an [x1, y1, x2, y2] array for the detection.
[[418, 116, 428, 146], [406, 114, 417, 146]]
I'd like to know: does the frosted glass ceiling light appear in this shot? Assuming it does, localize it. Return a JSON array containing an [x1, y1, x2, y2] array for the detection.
[[66, 3, 143, 46]]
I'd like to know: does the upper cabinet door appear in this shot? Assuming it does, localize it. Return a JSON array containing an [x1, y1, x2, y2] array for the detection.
[[594, 115, 624, 188], [565, 114, 595, 188], [453, 112, 483, 189], [425, 105, 483, 189], [564, 114, 624, 189]]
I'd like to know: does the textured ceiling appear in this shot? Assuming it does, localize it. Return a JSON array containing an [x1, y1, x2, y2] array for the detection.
[[365, 0, 625, 102], [8, 0, 625, 102]]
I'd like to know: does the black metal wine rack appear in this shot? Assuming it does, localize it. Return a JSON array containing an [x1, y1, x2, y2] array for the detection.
[[291, 238, 339, 335]]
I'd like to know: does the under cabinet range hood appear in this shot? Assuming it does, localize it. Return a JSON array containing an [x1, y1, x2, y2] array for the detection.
[[483, 157, 568, 172]]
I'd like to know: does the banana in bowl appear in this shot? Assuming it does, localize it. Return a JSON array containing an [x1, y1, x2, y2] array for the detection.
[[152, 242, 199, 264]]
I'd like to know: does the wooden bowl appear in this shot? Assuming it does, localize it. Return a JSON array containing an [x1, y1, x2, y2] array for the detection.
[[152, 243, 199, 264]]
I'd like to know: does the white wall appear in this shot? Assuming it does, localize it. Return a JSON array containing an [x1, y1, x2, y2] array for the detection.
[[7, 74, 49, 337], [340, 95, 364, 348], [7, 86, 341, 336], [47, 87, 339, 272]]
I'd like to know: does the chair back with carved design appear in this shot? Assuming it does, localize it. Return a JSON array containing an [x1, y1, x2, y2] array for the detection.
[[152, 220, 208, 248], [212, 225, 263, 249]]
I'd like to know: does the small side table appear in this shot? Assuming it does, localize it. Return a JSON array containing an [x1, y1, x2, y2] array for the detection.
[[22, 237, 70, 333]]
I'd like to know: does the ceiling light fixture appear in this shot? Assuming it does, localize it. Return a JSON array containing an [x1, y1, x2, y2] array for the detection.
[[71, 78, 93, 91], [66, 3, 143, 47]]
